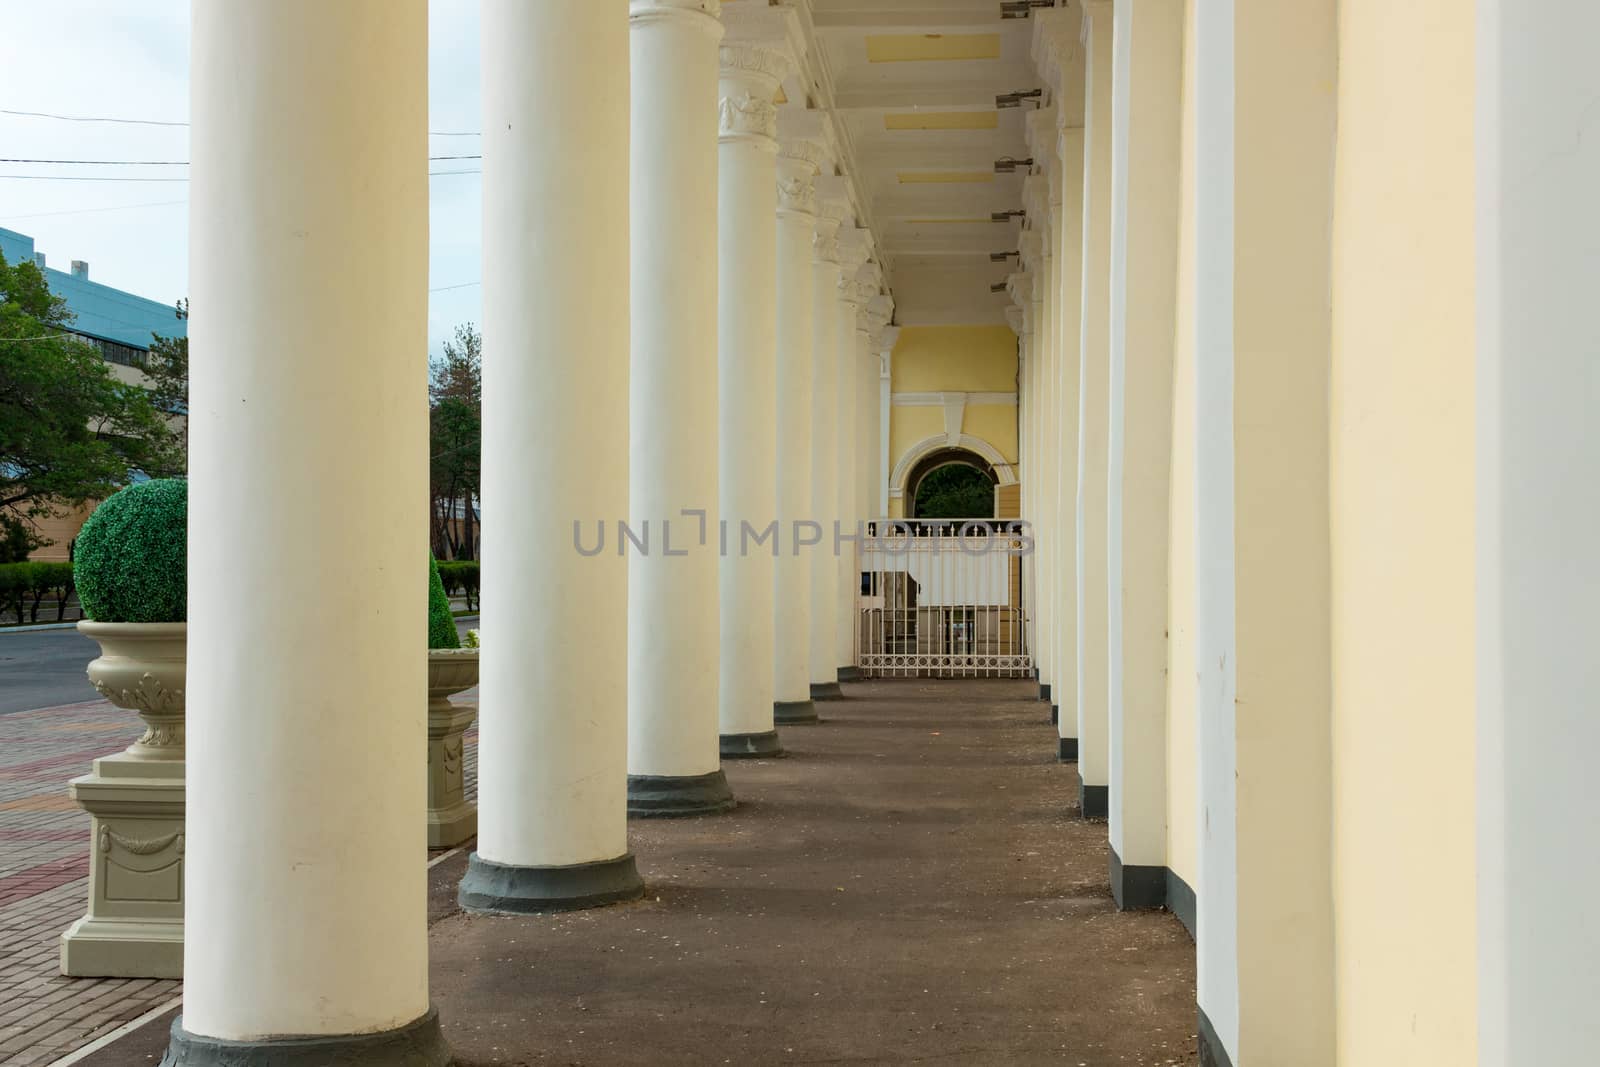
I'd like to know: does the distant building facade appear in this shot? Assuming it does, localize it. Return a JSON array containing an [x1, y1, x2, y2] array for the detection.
[[1, 227, 187, 560]]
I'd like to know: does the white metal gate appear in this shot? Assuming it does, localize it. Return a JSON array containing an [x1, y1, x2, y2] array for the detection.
[[856, 519, 1032, 678]]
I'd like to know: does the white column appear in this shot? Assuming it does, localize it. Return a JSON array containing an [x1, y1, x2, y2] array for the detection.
[[1024, 228, 1053, 703], [1054, 122, 1085, 758], [1476, 5, 1600, 1059], [876, 325, 898, 518], [628, 0, 732, 815], [807, 211, 843, 700], [716, 42, 785, 758], [1076, 0, 1114, 819], [772, 135, 823, 724], [461, 0, 644, 914], [832, 236, 869, 681], [1105, 0, 1182, 909], [179, 1, 444, 1058], [774, 133, 825, 726]]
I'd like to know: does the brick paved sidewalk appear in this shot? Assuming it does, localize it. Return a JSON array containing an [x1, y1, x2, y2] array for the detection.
[[0, 697, 478, 1067]]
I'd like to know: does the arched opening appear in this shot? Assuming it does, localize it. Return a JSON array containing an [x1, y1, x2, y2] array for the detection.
[[905, 448, 998, 519]]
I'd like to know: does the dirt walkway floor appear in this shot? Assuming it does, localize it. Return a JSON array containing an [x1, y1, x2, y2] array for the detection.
[[429, 678, 1197, 1066]]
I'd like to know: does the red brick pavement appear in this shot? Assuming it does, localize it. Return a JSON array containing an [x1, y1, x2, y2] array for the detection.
[[0, 694, 478, 1066]]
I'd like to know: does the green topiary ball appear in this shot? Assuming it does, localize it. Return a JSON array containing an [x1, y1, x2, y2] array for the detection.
[[75, 479, 187, 623], [428, 553, 460, 649]]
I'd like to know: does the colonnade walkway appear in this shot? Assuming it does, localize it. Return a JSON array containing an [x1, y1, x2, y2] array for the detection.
[[72, 680, 1196, 1066]]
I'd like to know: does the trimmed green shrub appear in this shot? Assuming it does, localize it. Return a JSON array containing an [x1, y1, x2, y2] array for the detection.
[[75, 480, 186, 623], [435, 560, 480, 611], [428, 553, 460, 649]]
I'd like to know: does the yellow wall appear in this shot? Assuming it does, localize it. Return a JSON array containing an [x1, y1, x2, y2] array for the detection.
[[961, 404, 1019, 464], [890, 325, 1019, 393], [1328, 3, 1476, 1063], [1164, 0, 1199, 902], [886, 326, 1020, 510]]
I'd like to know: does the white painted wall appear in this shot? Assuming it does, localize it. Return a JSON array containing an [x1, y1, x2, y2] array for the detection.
[[1475, 2, 1600, 1060]]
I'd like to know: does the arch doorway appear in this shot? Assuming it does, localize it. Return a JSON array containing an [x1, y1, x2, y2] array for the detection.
[[905, 448, 999, 519]]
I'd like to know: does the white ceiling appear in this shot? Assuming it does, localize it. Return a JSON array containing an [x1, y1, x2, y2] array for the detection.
[[803, 0, 1055, 326]]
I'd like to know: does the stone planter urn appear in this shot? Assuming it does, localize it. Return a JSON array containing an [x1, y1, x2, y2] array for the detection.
[[427, 647, 479, 848], [60, 621, 186, 979]]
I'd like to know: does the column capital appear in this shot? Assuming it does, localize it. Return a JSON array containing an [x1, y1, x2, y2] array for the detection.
[[1031, 8, 1079, 91], [1022, 172, 1049, 222], [777, 156, 819, 218], [718, 44, 787, 146], [1018, 229, 1044, 272], [1006, 270, 1034, 308], [631, 0, 724, 36], [812, 215, 841, 264], [1025, 106, 1058, 166], [1080, 0, 1113, 46], [1005, 304, 1025, 337], [836, 228, 873, 283], [877, 324, 901, 357]]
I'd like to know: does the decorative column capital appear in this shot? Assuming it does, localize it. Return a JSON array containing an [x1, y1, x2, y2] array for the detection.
[[1018, 230, 1044, 272], [812, 215, 841, 264], [1005, 304, 1025, 337], [1005, 270, 1034, 310], [718, 43, 788, 146], [631, 0, 723, 34]]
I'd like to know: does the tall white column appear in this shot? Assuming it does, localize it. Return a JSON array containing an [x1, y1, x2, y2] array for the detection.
[[1023, 226, 1053, 703], [628, 0, 732, 815], [807, 210, 843, 701], [1076, 0, 1114, 819], [1105, 0, 1182, 910], [1476, 6, 1600, 1059], [716, 42, 786, 758], [832, 234, 870, 682], [178, 1, 445, 1060], [772, 131, 823, 725], [1053, 121, 1086, 759], [461, 0, 644, 915], [876, 322, 898, 518]]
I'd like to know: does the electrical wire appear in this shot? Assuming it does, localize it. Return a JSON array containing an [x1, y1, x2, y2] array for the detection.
[[0, 107, 480, 136]]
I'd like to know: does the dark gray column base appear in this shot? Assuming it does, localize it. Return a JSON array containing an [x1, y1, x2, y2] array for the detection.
[[1039, 682, 1052, 703], [1057, 736, 1077, 762], [837, 666, 861, 683], [810, 681, 844, 701], [1198, 1007, 1235, 1067], [160, 1007, 448, 1067], [1109, 846, 1166, 911], [1049, 703, 1059, 726], [628, 769, 736, 818], [720, 730, 784, 759], [774, 699, 818, 724], [1080, 782, 1108, 818], [1167, 868, 1197, 941], [1033, 666, 1040, 681], [458, 851, 643, 915]]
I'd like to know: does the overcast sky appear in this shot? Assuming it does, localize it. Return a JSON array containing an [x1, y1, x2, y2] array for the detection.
[[0, 0, 484, 358]]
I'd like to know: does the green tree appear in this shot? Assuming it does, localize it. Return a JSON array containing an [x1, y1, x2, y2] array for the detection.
[[142, 299, 189, 461], [429, 323, 481, 560], [913, 464, 995, 519], [0, 252, 183, 556]]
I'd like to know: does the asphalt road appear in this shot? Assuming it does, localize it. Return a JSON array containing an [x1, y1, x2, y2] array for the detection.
[[0, 616, 481, 717], [0, 626, 100, 715]]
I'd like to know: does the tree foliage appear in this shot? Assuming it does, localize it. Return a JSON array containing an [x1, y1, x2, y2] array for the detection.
[[913, 463, 996, 519], [0, 253, 183, 556], [430, 323, 481, 560]]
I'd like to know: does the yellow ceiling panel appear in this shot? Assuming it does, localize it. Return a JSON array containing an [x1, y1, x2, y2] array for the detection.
[[866, 34, 1002, 63], [883, 111, 999, 131], [905, 218, 994, 224], [897, 172, 995, 184]]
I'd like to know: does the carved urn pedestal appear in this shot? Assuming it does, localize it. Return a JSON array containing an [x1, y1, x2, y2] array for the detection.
[[427, 648, 479, 848], [60, 621, 186, 979]]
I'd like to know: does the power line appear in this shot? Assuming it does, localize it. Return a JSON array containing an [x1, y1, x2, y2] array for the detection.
[[0, 170, 482, 182], [0, 198, 187, 219], [0, 107, 481, 136], [429, 281, 480, 293], [0, 155, 482, 165]]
